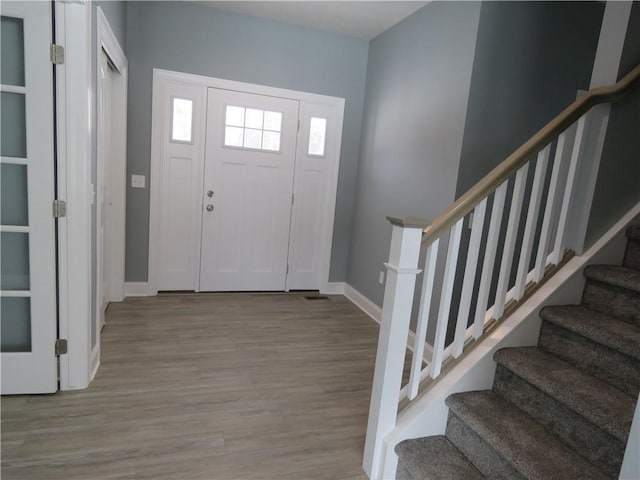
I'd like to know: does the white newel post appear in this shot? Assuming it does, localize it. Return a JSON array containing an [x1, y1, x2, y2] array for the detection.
[[363, 216, 428, 480]]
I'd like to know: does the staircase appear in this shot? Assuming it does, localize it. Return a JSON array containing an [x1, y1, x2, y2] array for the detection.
[[395, 226, 640, 479]]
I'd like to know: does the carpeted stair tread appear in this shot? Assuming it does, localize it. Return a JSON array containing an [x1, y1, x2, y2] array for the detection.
[[445, 391, 608, 479], [395, 436, 485, 480], [583, 265, 640, 294], [626, 225, 640, 241], [539, 305, 640, 361], [494, 347, 634, 442], [624, 226, 640, 270]]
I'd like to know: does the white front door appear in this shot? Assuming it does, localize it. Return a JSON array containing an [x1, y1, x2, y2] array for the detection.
[[1, 1, 58, 394], [199, 89, 300, 291]]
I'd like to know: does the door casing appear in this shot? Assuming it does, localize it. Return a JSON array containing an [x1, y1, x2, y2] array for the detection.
[[148, 69, 345, 295]]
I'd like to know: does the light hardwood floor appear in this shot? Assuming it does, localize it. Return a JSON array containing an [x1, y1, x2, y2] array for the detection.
[[1, 293, 385, 480]]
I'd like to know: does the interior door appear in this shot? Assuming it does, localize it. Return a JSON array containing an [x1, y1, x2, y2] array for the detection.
[[199, 88, 300, 291], [1, 1, 58, 394]]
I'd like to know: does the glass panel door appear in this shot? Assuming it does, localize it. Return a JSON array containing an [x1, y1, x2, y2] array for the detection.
[[1, 2, 57, 394]]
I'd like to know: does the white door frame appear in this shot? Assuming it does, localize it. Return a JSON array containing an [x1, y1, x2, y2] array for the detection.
[[55, 0, 93, 390], [95, 7, 127, 346], [147, 69, 345, 295]]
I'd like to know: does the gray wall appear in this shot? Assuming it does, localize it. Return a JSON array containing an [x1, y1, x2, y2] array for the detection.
[[95, 1, 127, 48], [455, 1, 604, 196], [346, 2, 482, 305], [446, 1, 603, 333], [586, 2, 640, 246], [124, 1, 369, 282]]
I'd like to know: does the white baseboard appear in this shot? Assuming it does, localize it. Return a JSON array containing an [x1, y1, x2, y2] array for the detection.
[[343, 283, 382, 323], [321, 281, 345, 295], [124, 282, 153, 297], [343, 283, 433, 362]]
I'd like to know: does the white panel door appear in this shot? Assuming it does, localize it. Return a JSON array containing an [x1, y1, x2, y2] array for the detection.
[[1, 1, 58, 394], [199, 89, 299, 291], [157, 82, 207, 290]]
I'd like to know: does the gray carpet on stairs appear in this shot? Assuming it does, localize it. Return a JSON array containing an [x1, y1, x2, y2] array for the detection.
[[625, 225, 640, 270], [395, 437, 484, 480], [583, 265, 640, 326], [395, 225, 640, 480], [539, 305, 640, 396], [446, 391, 609, 480], [493, 348, 632, 477]]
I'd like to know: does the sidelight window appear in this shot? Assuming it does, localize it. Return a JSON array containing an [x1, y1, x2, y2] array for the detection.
[[308, 117, 327, 157], [170, 97, 194, 143]]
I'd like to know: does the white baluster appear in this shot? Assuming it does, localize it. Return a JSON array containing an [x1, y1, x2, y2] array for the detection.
[[429, 218, 463, 379], [552, 113, 590, 264], [407, 238, 439, 400], [533, 125, 576, 282], [363, 216, 427, 480], [514, 146, 550, 299], [452, 199, 487, 358], [493, 164, 529, 320], [473, 182, 507, 339]]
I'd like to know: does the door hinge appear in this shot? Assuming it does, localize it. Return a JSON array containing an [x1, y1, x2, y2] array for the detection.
[[291, 193, 295, 205], [50, 44, 65, 65], [286, 264, 290, 274], [53, 200, 66, 218], [55, 339, 68, 356], [297, 119, 300, 132]]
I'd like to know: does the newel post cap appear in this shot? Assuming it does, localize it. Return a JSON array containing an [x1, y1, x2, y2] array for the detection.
[[386, 216, 430, 230]]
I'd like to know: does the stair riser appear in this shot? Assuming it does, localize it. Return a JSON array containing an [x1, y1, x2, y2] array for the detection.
[[624, 239, 640, 270], [494, 365, 625, 478], [582, 280, 640, 326], [538, 321, 640, 397], [446, 412, 526, 480]]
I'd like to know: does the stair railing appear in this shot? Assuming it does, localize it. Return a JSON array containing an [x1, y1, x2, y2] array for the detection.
[[363, 63, 640, 479]]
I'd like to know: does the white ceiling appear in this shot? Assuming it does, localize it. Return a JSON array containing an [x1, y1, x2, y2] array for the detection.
[[198, 1, 429, 40]]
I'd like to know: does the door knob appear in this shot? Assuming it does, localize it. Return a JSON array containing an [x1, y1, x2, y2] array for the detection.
[[206, 204, 214, 212], [207, 190, 214, 198]]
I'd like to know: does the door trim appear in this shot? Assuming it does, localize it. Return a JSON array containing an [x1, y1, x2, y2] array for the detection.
[[148, 69, 345, 295], [96, 7, 127, 307], [55, 0, 93, 390], [94, 6, 127, 379]]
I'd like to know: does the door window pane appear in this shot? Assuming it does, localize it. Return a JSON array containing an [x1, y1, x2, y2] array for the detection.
[[224, 126, 244, 147], [1, 92, 27, 158], [171, 97, 193, 143], [263, 111, 282, 132], [223, 105, 282, 153], [308, 117, 327, 157], [1, 163, 28, 226], [1, 16, 25, 87], [1, 297, 31, 352], [1, 232, 30, 290], [262, 131, 280, 151], [245, 108, 263, 129], [243, 128, 262, 149], [225, 106, 244, 127]]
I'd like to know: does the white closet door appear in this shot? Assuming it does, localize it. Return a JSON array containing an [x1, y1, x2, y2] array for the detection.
[[1, 1, 58, 394], [199, 88, 299, 291]]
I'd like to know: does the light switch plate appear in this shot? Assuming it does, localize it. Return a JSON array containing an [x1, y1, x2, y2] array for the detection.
[[131, 174, 145, 189]]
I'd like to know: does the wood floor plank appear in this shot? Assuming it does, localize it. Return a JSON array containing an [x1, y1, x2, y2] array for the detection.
[[1, 293, 395, 480]]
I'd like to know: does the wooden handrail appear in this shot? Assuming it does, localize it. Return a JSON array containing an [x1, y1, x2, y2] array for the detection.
[[422, 63, 640, 245]]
